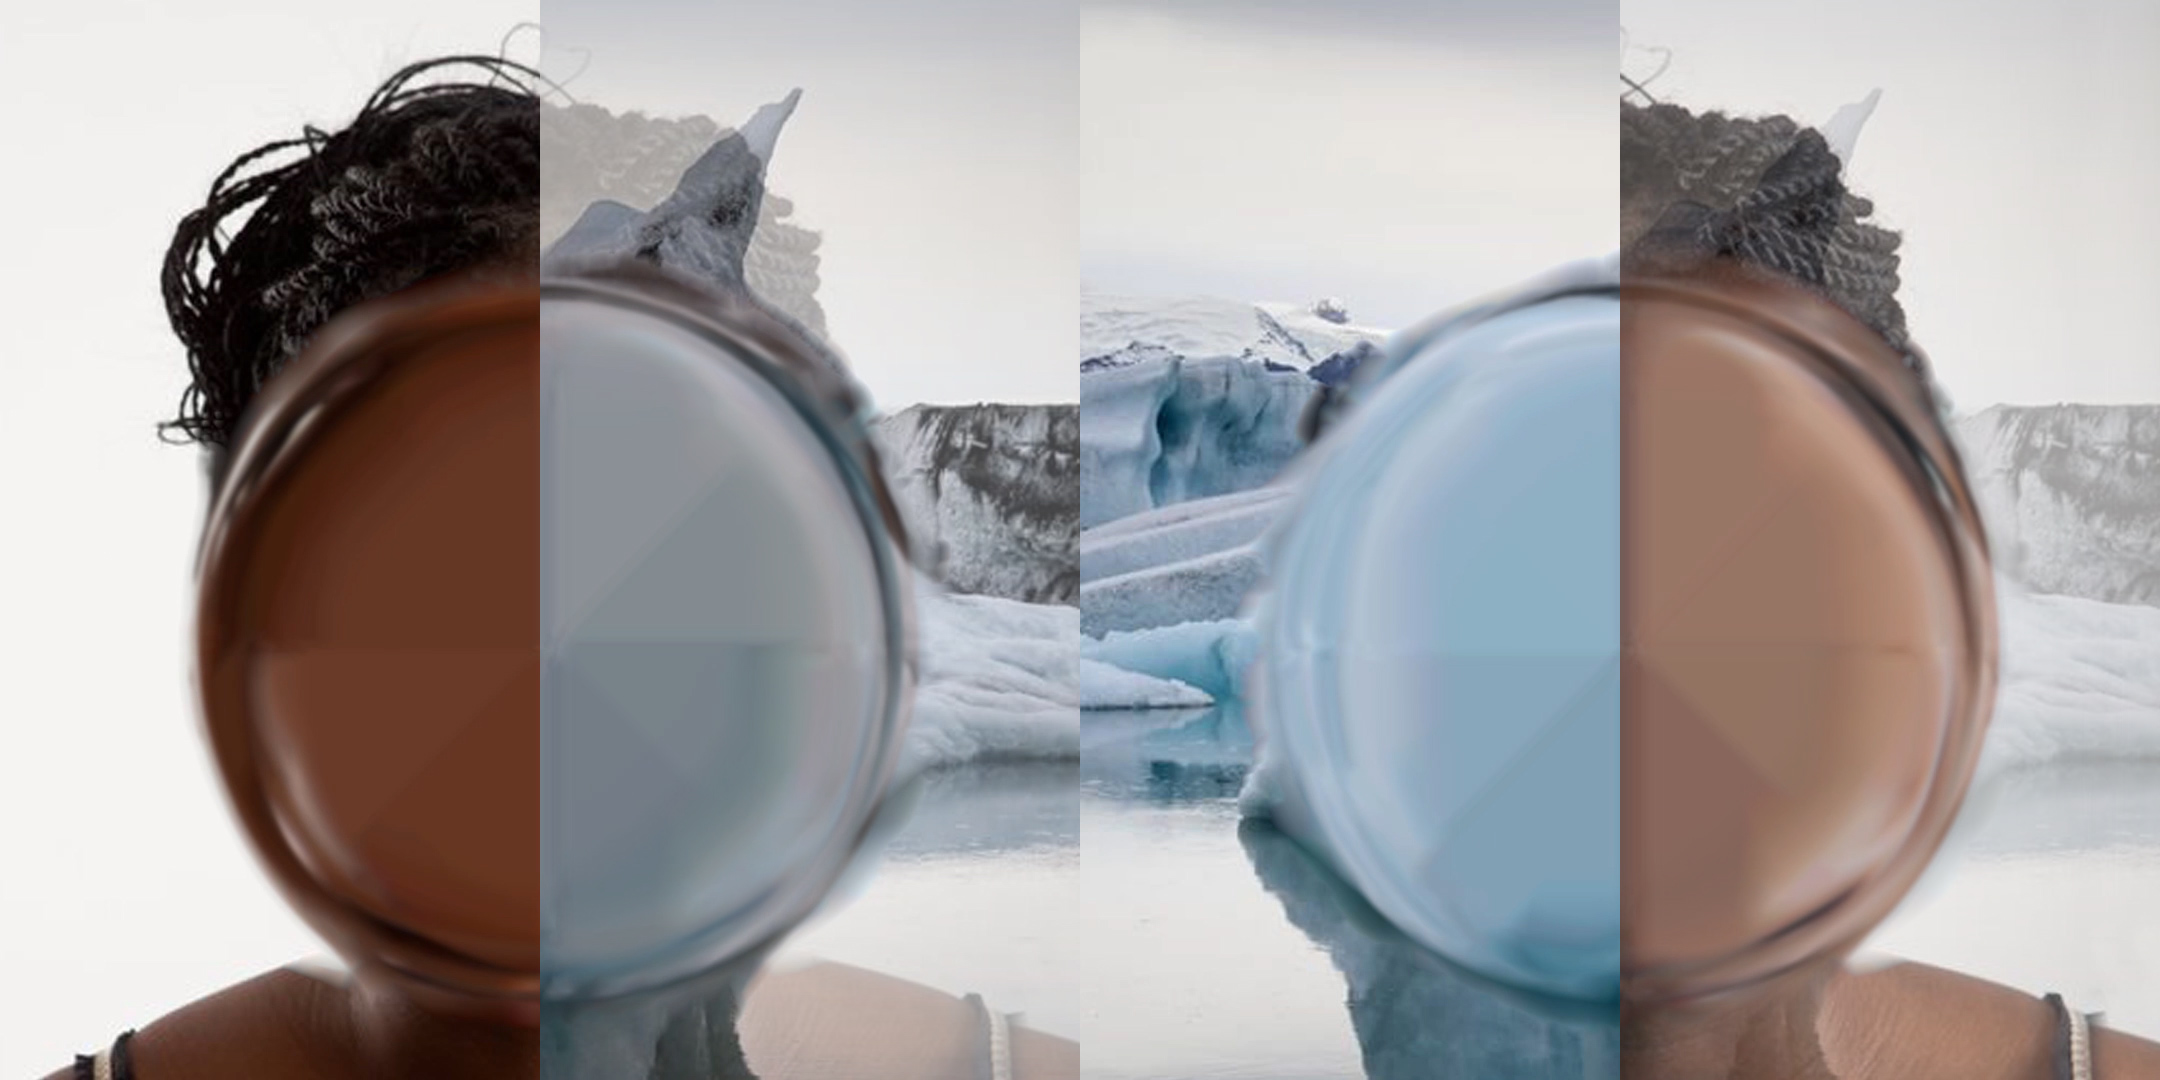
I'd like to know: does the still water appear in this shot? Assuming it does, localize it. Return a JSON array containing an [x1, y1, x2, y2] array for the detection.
[[761, 713, 2160, 1077], [1865, 758, 2160, 1038], [774, 759, 1085, 1038], [1079, 707, 1615, 1080], [1078, 706, 2160, 1078]]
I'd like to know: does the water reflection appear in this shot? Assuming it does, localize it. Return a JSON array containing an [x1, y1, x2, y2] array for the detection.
[[550, 759, 1086, 1078], [1085, 705, 1618, 1079], [780, 759, 1084, 1034], [1865, 758, 2160, 1038]]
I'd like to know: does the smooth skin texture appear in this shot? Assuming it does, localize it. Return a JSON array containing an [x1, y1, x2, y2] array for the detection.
[[43, 968, 536, 1080], [1622, 957, 2160, 1079]]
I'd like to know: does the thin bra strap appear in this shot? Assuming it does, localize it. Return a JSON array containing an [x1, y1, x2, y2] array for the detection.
[[962, 992, 1014, 1080], [72, 1031, 136, 1080], [2045, 993, 2095, 1080]]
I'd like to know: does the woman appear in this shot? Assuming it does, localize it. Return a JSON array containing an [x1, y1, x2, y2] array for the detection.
[[1618, 97, 2160, 1080], [56, 54, 1073, 1080]]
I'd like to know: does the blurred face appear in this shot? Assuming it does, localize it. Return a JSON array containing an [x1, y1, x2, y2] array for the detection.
[[198, 279, 546, 1010], [1618, 272, 1995, 999], [194, 269, 912, 1013]]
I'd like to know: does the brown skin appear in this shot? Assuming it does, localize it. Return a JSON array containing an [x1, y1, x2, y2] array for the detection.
[[1822, 961, 2160, 1080], [1624, 956, 2160, 1079], [42, 968, 537, 1080]]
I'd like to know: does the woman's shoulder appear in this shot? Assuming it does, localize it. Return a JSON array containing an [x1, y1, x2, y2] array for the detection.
[[49, 967, 358, 1080]]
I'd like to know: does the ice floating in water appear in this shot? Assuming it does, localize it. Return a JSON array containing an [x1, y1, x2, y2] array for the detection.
[[1081, 485, 1290, 585], [1983, 583, 2160, 772], [1082, 619, 1259, 704], [1081, 544, 1265, 640], [1079, 487, 1289, 638], [907, 575, 1079, 773], [1077, 657, 1213, 711]]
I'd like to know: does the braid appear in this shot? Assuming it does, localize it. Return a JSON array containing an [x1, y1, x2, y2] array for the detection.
[[1621, 100, 1915, 364], [161, 56, 541, 447]]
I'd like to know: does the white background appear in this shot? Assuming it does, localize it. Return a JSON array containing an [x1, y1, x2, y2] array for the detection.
[[0, 4, 537, 1074]]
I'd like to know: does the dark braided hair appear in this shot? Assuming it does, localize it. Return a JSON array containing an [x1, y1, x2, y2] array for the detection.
[[161, 56, 541, 448], [1621, 100, 1916, 364]]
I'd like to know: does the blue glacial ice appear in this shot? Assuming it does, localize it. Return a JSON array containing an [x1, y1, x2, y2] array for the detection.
[[1080, 355, 1315, 529], [1081, 619, 1259, 704]]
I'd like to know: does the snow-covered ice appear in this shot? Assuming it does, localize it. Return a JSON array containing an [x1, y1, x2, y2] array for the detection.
[[1081, 544, 1265, 640], [1081, 292, 1387, 375], [906, 576, 1078, 773], [1983, 583, 2160, 772], [1082, 486, 1290, 585], [1078, 658, 1212, 711]]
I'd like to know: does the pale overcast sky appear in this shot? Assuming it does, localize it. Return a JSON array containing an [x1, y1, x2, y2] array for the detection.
[[1083, 0, 1614, 331], [540, 0, 1077, 408], [1626, 0, 2160, 409]]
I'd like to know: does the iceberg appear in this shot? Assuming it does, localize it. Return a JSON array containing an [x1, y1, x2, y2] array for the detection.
[[1081, 620, 1258, 704], [1080, 355, 1314, 528], [1080, 544, 1265, 640], [1081, 486, 1290, 584], [1078, 658, 1212, 711], [906, 576, 1080, 773], [1981, 583, 2160, 772]]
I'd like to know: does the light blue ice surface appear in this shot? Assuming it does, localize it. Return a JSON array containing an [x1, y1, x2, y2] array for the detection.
[[1253, 295, 1622, 1005]]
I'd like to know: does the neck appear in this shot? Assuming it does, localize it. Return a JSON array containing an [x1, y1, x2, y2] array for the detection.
[[341, 971, 541, 1080]]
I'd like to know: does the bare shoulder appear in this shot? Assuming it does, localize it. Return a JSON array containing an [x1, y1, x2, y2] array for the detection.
[[122, 968, 356, 1080], [1820, 960, 2160, 1080]]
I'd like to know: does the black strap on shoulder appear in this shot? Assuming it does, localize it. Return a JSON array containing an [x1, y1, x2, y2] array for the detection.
[[73, 1030, 137, 1080], [111, 1030, 137, 1080]]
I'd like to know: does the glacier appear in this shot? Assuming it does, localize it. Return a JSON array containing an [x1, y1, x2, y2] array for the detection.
[[873, 404, 1078, 605], [1955, 405, 2160, 608], [1081, 292, 1387, 375], [1080, 356, 1314, 528]]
